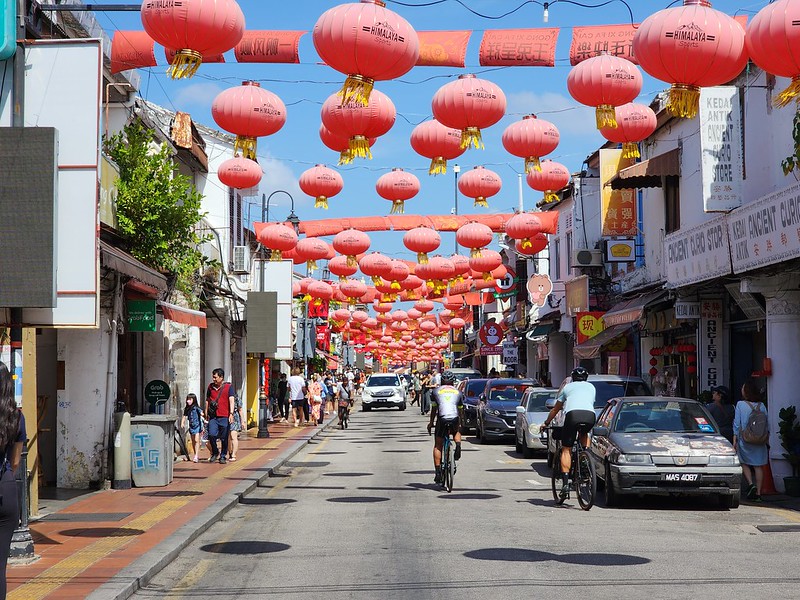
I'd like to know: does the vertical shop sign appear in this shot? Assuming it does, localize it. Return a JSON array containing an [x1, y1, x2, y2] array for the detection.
[[699, 86, 743, 212], [600, 149, 637, 236], [699, 298, 725, 393]]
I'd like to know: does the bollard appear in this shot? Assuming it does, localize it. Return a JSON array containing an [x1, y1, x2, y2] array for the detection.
[[112, 411, 131, 489], [9, 444, 34, 560]]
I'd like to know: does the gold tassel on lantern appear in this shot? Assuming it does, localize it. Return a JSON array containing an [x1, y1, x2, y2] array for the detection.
[[338, 149, 355, 165], [596, 104, 617, 129], [235, 136, 258, 161], [338, 275, 347, 283], [346, 254, 357, 268], [775, 75, 800, 108], [417, 252, 429, 265], [302, 293, 311, 302], [667, 84, 701, 119], [349, 135, 373, 160], [521, 238, 533, 250], [371, 276, 382, 286], [167, 49, 202, 79], [314, 195, 329, 209], [339, 74, 375, 108], [470, 248, 483, 259], [482, 272, 493, 282], [270, 250, 282, 261], [473, 196, 489, 208], [622, 142, 641, 160], [544, 191, 559, 204], [390, 200, 405, 214], [525, 156, 541, 173], [390, 281, 401, 291], [430, 156, 447, 175], [307, 259, 318, 272], [460, 127, 484, 150]]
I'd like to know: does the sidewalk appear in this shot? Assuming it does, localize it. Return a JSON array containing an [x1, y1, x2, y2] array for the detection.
[[8, 415, 340, 600]]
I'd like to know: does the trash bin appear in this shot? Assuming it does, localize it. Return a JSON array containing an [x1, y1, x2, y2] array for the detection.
[[130, 414, 176, 487]]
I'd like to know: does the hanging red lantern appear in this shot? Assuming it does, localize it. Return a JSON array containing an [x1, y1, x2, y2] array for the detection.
[[469, 250, 503, 282], [456, 222, 494, 258], [449, 317, 466, 330], [687, 354, 697, 365], [340, 279, 368, 305], [420, 320, 437, 332], [376, 168, 420, 214], [449, 254, 471, 283], [443, 295, 464, 311], [686, 344, 696, 352], [328, 254, 357, 282], [212, 82, 286, 160], [431, 74, 507, 150], [295, 237, 330, 272], [403, 227, 441, 264], [567, 54, 643, 129], [458, 166, 502, 208], [299, 164, 344, 210], [415, 299, 434, 314], [633, 0, 747, 119], [257, 223, 298, 261], [649, 357, 658, 366], [386, 260, 410, 290], [141, 0, 245, 79], [505, 212, 545, 249], [417, 256, 455, 294], [307, 280, 334, 305], [501, 114, 560, 173], [313, 0, 419, 107], [320, 89, 396, 161], [391, 310, 409, 323], [373, 301, 393, 314], [359, 252, 393, 285], [649, 367, 659, 377], [333, 229, 371, 267], [217, 157, 262, 189], [650, 348, 659, 357], [599, 103, 657, 159], [352, 310, 369, 323], [319, 125, 377, 166], [514, 235, 548, 257], [332, 308, 352, 323], [747, 0, 800, 107], [687, 365, 697, 374], [526, 160, 570, 204], [410, 119, 466, 175]]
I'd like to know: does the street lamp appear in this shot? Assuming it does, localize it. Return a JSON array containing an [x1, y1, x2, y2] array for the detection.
[[453, 164, 461, 253]]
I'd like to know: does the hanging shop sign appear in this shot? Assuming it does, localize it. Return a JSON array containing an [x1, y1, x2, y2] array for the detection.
[[604, 238, 635, 263], [494, 266, 518, 299], [478, 319, 505, 348], [728, 179, 800, 274], [565, 275, 589, 317], [600, 148, 637, 236], [699, 86, 743, 213], [675, 301, 701, 319], [576, 311, 605, 344], [664, 214, 732, 287], [699, 298, 726, 393], [416, 30, 471, 67], [526, 273, 553, 308], [502, 341, 518, 365], [127, 300, 156, 332]]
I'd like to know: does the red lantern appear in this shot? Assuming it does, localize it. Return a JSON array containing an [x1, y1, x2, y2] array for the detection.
[[687, 365, 697, 374], [505, 212, 545, 249], [410, 119, 466, 175], [469, 250, 503, 282], [328, 254, 357, 282], [449, 317, 466, 330], [333, 229, 371, 267], [502, 114, 560, 173], [359, 252, 392, 285], [415, 299, 434, 314], [386, 260, 410, 290], [217, 157, 262, 189], [141, 0, 245, 79], [649, 357, 658, 366], [431, 74, 507, 150], [332, 308, 352, 323], [416, 256, 455, 294], [295, 238, 330, 272], [456, 222, 494, 258], [449, 254, 471, 281], [599, 103, 657, 159], [747, 0, 800, 107], [212, 82, 286, 160], [420, 320, 437, 332], [376, 168, 420, 214], [307, 280, 334, 305], [340, 279, 368, 305], [514, 235, 548, 257], [458, 166, 502, 208], [633, 0, 747, 119], [352, 310, 369, 323], [404, 227, 441, 264], [443, 295, 464, 311], [257, 223, 298, 261], [299, 164, 344, 210], [373, 301, 393, 314], [526, 160, 570, 204], [313, 0, 419, 106], [319, 124, 376, 166], [391, 310, 409, 323], [567, 54, 643, 129], [320, 89, 396, 161], [649, 367, 659, 377]]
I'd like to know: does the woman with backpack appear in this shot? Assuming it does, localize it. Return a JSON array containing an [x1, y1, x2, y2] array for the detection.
[[733, 379, 769, 502]]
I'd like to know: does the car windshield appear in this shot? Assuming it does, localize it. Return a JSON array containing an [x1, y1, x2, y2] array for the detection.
[[489, 386, 528, 402], [464, 382, 486, 397], [613, 401, 717, 433], [368, 376, 398, 387], [591, 381, 651, 409], [526, 391, 556, 412]]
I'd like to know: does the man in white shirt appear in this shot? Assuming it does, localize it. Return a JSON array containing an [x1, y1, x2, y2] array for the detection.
[[287, 367, 307, 427]]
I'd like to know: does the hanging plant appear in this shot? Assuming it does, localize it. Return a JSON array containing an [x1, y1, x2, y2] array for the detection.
[[782, 109, 800, 176]]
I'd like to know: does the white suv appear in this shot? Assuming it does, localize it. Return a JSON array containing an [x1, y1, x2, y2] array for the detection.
[[362, 373, 406, 411]]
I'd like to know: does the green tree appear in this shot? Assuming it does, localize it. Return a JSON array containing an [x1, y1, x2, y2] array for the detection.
[[104, 120, 210, 300]]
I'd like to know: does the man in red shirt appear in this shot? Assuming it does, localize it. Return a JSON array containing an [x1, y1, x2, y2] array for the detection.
[[205, 368, 235, 464]]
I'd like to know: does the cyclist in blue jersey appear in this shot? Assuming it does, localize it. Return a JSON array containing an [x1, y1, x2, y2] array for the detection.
[[543, 367, 597, 496], [426, 370, 464, 485]]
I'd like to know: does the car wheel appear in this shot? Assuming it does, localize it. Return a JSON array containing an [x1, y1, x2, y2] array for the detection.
[[522, 436, 534, 459], [399, 403, 406, 411], [604, 462, 620, 507], [515, 434, 523, 454], [479, 421, 488, 444], [719, 491, 740, 509]]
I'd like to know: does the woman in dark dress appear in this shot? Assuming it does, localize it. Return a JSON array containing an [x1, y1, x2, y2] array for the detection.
[[0, 361, 26, 599], [707, 385, 735, 443]]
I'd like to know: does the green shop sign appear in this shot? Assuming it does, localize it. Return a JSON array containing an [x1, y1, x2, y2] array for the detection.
[[127, 299, 156, 332]]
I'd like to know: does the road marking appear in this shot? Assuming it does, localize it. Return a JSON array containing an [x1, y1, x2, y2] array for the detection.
[[169, 559, 214, 598], [497, 459, 525, 464], [761, 505, 800, 524], [526, 478, 549, 487]]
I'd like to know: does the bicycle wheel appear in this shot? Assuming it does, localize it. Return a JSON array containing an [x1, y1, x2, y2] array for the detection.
[[444, 438, 455, 493], [551, 445, 566, 505], [575, 449, 596, 511]]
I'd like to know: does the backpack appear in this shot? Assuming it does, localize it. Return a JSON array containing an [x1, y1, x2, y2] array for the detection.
[[741, 402, 769, 444]]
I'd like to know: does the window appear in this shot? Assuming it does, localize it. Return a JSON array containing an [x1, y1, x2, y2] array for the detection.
[[665, 176, 680, 234], [565, 231, 573, 278], [553, 238, 561, 281]]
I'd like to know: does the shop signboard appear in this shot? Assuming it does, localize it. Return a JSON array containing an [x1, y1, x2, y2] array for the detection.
[[127, 300, 156, 332], [699, 298, 726, 393], [502, 341, 518, 365], [675, 301, 700, 319], [600, 149, 637, 236], [664, 215, 731, 287], [728, 179, 800, 274], [699, 86, 743, 212], [565, 275, 589, 317], [576, 311, 605, 344], [493, 266, 518, 299]]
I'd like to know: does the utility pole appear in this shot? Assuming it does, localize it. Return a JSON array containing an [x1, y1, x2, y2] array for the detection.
[[453, 163, 460, 254], [256, 194, 270, 438]]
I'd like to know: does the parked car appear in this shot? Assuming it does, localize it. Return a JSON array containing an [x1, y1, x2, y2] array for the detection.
[[589, 396, 741, 508], [476, 379, 537, 443], [361, 373, 406, 411], [515, 387, 558, 458], [546, 374, 652, 467], [444, 368, 483, 384], [456, 378, 488, 433]]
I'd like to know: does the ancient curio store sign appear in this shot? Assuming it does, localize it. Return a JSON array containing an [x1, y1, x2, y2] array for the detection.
[[664, 214, 732, 287], [699, 299, 726, 393]]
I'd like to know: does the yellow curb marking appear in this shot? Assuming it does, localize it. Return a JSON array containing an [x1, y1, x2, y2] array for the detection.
[[164, 558, 214, 599]]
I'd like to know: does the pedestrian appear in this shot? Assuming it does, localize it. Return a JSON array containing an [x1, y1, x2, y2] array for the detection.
[[0, 361, 26, 600], [205, 368, 235, 464], [308, 374, 323, 425], [707, 385, 734, 443], [420, 371, 431, 415], [324, 372, 335, 415], [288, 367, 307, 427], [733, 379, 769, 501], [337, 375, 351, 428], [181, 393, 203, 462], [277, 373, 289, 423], [227, 389, 245, 462]]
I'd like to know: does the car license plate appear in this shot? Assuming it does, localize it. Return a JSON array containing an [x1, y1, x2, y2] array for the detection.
[[662, 473, 700, 483]]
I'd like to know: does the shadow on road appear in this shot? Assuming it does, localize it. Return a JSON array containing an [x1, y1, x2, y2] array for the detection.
[[201, 541, 290, 555], [464, 547, 650, 566]]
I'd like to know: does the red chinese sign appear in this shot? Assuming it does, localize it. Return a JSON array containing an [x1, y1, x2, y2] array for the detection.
[[600, 149, 637, 236], [307, 299, 329, 319], [479, 28, 559, 67], [570, 24, 637, 65], [416, 30, 471, 67], [235, 30, 305, 64], [576, 312, 605, 345]]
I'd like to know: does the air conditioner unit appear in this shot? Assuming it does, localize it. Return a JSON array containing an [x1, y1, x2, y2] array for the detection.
[[232, 245, 250, 274], [570, 249, 604, 268]]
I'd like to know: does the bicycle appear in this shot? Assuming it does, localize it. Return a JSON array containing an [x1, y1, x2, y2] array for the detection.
[[542, 425, 596, 510], [338, 399, 351, 429], [429, 427, 456, 493]]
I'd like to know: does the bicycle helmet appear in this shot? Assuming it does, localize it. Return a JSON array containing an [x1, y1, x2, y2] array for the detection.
[[570, 367, 589, 382], [441, 371, 456, 385]]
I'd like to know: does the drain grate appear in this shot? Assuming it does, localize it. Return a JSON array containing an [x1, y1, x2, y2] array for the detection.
[[756, 524, 800, 533], [39, 512, 132, 522]]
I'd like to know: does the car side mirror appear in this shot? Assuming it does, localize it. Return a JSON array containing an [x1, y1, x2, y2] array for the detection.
[[515, 405, 525, 414], [479, 394, 486, 403], [593, 426, 609, 437], [545, 398, 557, 410]]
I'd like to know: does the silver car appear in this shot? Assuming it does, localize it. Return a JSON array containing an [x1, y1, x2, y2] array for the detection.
[[361, 373, 407, 411], [515, 388, 558, 458]]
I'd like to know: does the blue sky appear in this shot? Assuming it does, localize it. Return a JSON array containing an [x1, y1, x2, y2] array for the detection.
[[97, 0, 764, 261]]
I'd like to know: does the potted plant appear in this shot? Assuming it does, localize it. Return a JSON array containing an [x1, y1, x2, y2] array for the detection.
[[778, 406, 800, 497]]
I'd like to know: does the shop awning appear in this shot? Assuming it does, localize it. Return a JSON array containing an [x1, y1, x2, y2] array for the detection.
[[100, 240, 168, 293], [573, 323, 634, 359], [602, 290, 667, 328], [529, 322, 555, 337], [609, 148, 680, 190], [158, 301, 207, 328]]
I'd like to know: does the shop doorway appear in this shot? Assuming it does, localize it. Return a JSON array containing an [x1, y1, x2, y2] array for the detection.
[[730, 322, 767, 401]]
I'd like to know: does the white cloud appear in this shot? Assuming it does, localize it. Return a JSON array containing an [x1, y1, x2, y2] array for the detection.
[[173, 82, 224, 108], [506, 91, 596, 136]]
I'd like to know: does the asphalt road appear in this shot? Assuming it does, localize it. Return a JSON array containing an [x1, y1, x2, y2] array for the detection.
[[133, 407, 800, 600]]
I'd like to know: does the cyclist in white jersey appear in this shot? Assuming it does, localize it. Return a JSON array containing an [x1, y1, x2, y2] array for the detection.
[[426, 371, 464, 485]]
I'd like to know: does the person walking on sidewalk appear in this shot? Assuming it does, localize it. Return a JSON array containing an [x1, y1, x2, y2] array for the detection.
[[182, 393, 203, 462], [0, 361, 26, 600], [733, 379, 769, 502], [205, 368, 235, 464], [288, 367, 308, 427], [308, 374, 323, 426], [277, 373, 289, 422], [227, 390, 245, 462]]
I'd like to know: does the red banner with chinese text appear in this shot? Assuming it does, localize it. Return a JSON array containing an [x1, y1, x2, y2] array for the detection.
[[600, 149, 637, 236], [307, 299, 329, 319], [316, 323, 330, 350], [576, 312, 606, 345], [479, 28, 559, 67], [235, 30, 305, 63], [111, 31, 157, 74], [570, 24, 637, 65], [416, 30, 471, 67]]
